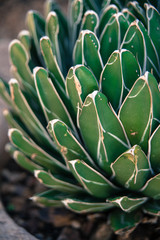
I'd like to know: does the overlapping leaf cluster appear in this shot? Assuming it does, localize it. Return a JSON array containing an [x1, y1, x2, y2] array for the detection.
[[0, 0, 160, 232]]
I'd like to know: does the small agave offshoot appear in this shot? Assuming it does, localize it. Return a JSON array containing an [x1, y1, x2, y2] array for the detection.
[[0, 0, 160, 234]]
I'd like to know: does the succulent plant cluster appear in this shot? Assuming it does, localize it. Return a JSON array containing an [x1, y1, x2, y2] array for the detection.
[[0, 0, 160, 233]]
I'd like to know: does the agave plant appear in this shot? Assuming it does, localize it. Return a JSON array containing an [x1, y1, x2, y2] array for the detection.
[[0, 0, 160, 234]]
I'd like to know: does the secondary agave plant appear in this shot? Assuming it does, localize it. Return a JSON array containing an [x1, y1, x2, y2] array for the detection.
[[0, 0, 160, 233]]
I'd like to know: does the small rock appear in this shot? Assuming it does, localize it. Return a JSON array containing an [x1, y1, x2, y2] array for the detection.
[[49, 208, 75, 228], [57, 227, 81, 240], [90, 223, 113, 240]]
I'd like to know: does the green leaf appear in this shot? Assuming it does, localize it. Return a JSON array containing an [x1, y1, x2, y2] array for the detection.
[[34, 67, 76, 133], [119, 77, 152, 153], [9, 79, 55, 150], [35, 170, 83, 193], [145, 4, 160, 61], [108, 195, 147, 212], [18, 30, 31, 54], [145, 72, 160, 131], [100, 12, 129, 64], [44, 0, 69, 71], [40, 36, 65, 89], [141, 173, 160, 199], [3, 109, 30, 138], [127, 1, 146, 27], [149, 126, 160, 173], [8, 128, 68, 174], [69, 0, 83, 47], [100, 49, 141, 111], [48, 119, 96, 168], [63, 197, 114, 213], [66, 65, 98, 115], [13, 151, 43, 173], [69, 160, 119, 198], [80, 10, 99, 33], [143, 200, 160, 216], [31, 190, 65, 207], [0, 79, 12, 106], [79, 91, 129, 175], [121, 20, 160, 79], [26, 10, 45, 64], [9, 40, 35, 93], [122, 8, 136, 23], [46, 11, 62, 69], [111, 145, 151, 191], [70, 0, 83, 25], [99, 4, 119, 34], [110, 209, 141, 233], [73, 30, 103, 80]]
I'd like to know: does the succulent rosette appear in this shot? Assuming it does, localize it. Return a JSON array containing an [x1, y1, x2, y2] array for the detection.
[[0, 0, 160, 233]]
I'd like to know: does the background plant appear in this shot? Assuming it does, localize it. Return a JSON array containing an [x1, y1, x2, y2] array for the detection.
[[0, 0, 160, 234]]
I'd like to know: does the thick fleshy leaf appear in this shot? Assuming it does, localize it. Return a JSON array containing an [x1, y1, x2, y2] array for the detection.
[[108, 195, 147, 212], [143, 200, 160, 216], [46, 11, 62, 69], [119, 77, 152, 153], [79, 91, 130, 175], [18, 30, 31, 54], [127, 1, 146, 27], [0, 79, 12, 106], [100, 13, 129, 64], [80, 10, 99, 33], [8, 128, 68, 174], [44, 0, 69, 72], [9, 79, 55, 150], [70, 0, 83, 25], [40, 37, 71, 110], [3, 109, 29, 138], [145, 4, 160, 61], [48, 119, 96, 168], [99, 4, 119, 34], [100, 49, 141, 111], [122, 8, 136, 23], [13, 151, 43, 173], [110, 209, 141, 233], [69, 0, 83, 46], [141, 173, 160, 199], [35, 170, 83, 193], [63, 197, 114, 213], [34, 67, 76, 133], [148, 126, 160, 173], [66, 65, 98, 115], [73, 30, 103, 80], [69, 160, 119, 198], [9, 40, 35, 92], [40, 37, 65, 88], [111, 145, 151, 191], [121, 20, 160, 79], [31, 190, 65, 207], [145, 72, 160, 131], [102, 0, 122, 10], [44, 0, 68, 37], [26, 11, 45, 64]]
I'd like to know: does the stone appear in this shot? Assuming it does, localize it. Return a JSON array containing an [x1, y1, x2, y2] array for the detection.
[[57, 227, 81, 240], [90, 223, 113, 240]]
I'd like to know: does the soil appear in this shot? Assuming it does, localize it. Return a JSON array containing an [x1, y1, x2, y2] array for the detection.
[[2, 158, 160, 240]]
